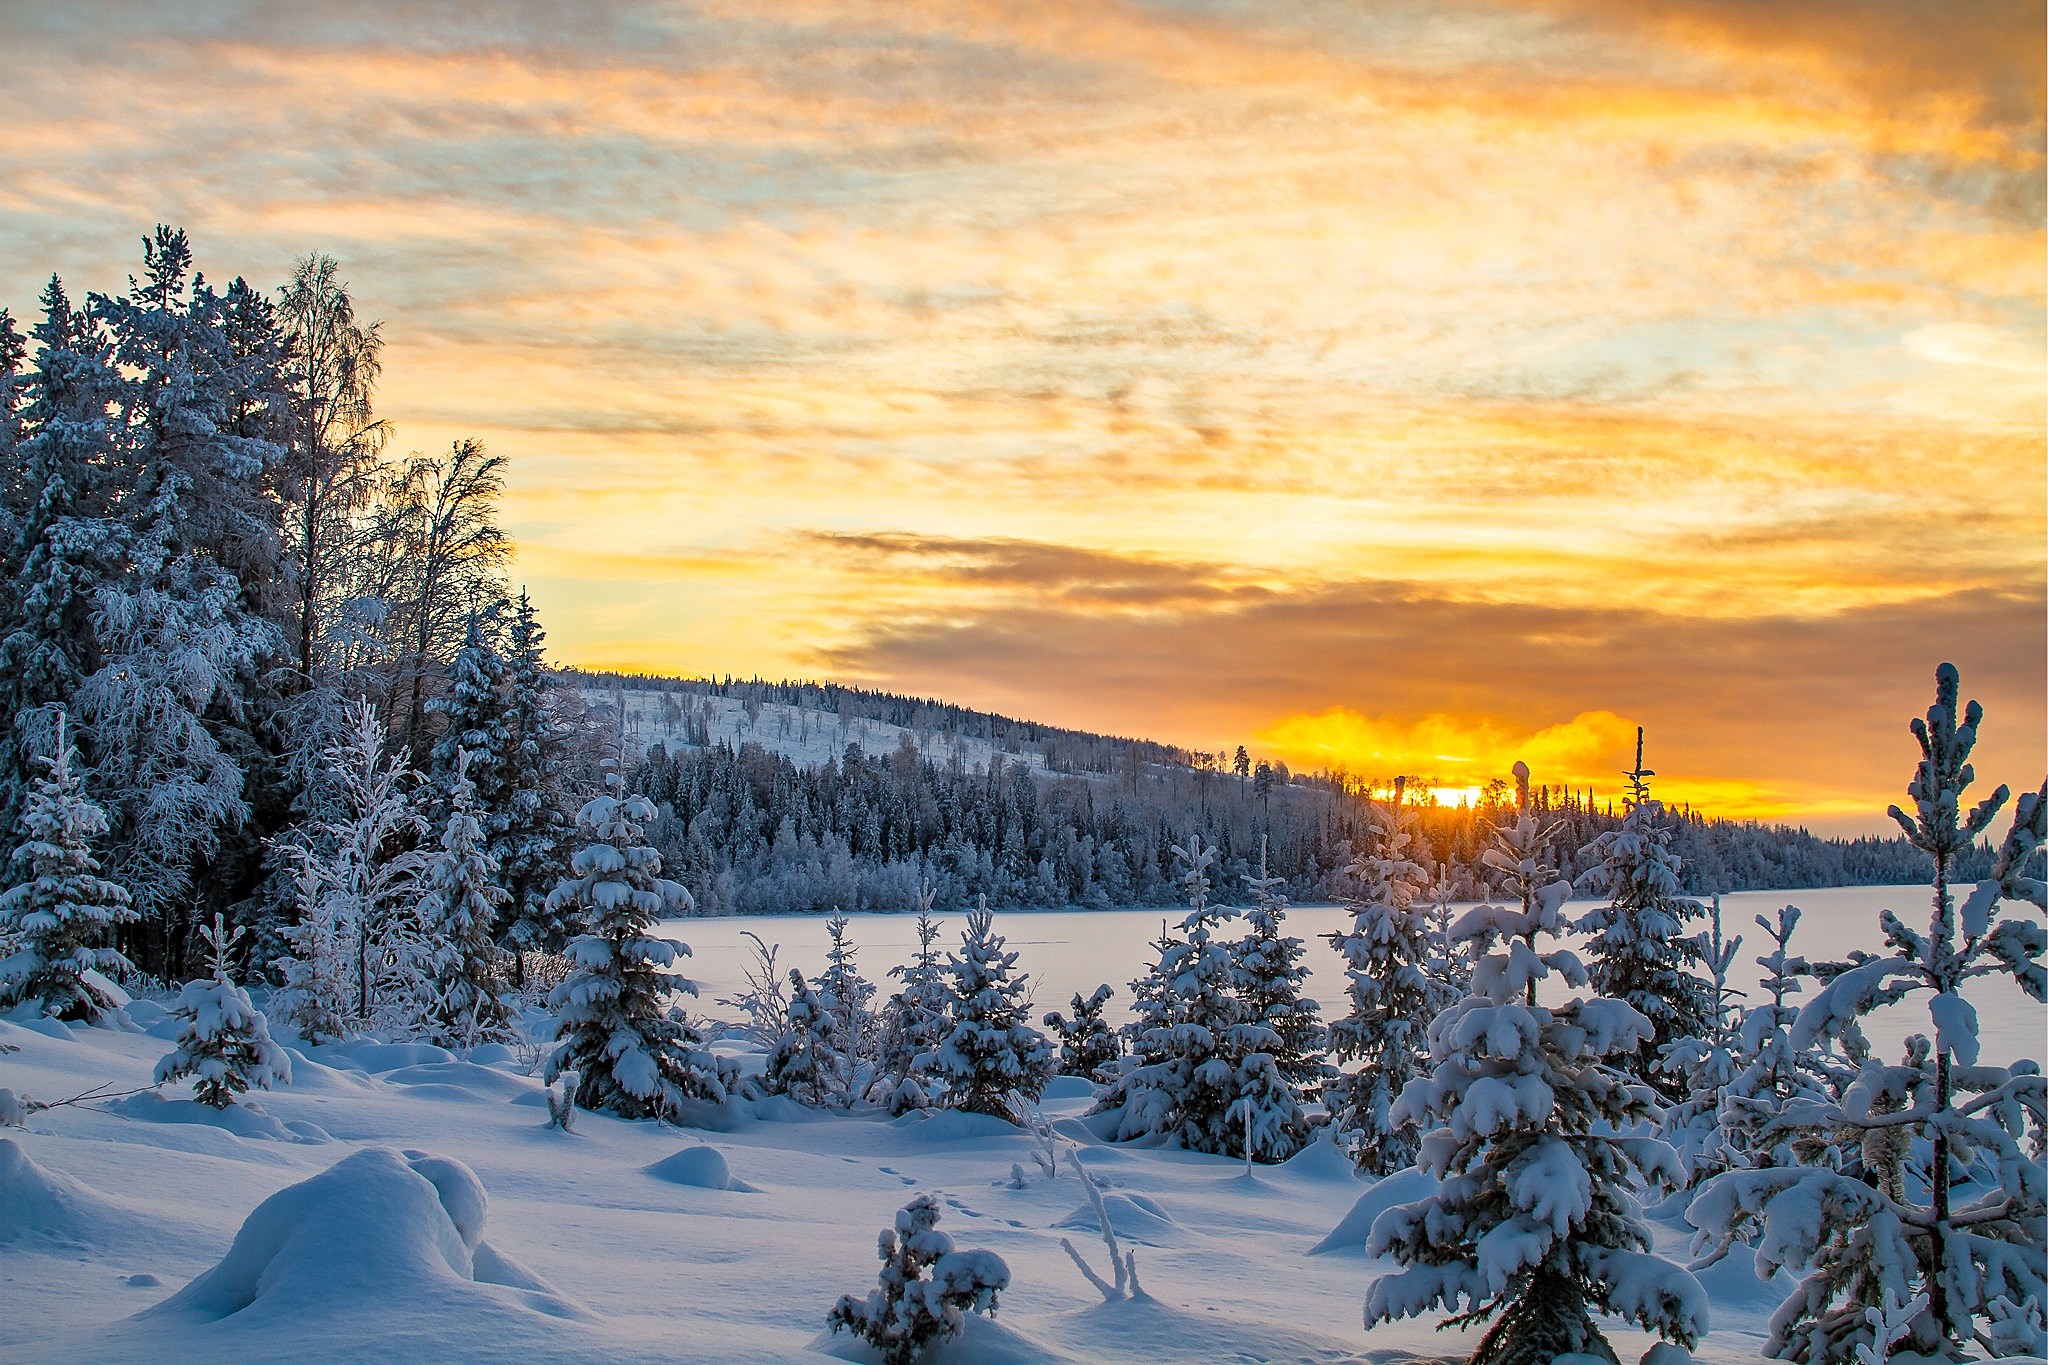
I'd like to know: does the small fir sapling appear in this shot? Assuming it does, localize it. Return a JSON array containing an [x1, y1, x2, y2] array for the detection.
[[1576, 729, 1710, 1100], [1689, 666, 2048, 1363], [413, 750, 514, 1048], [0, 721, 137, 1022], [1364, 761, 1706, 1365], [764, 968, 851, 1108], [1233, 835, 1330, 1102], [870, 891, 951, 1113], [929, 896, 1053, 1121], [1717, 905, 1829, 1172], [828, 1193, 1010, 1365], [1044, 984, 1121, 1083], [543, 772, 726, 1117], [1325, 803, 1450, 1174], [1419, 859, 1471, 1003], [155, 913, 292, 1108], [1658, 895, 1746, 1187], [819, 912, 876, 1090]]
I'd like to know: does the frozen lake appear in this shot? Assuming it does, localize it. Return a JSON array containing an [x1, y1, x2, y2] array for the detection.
[[659, 884, 2048, 1069]]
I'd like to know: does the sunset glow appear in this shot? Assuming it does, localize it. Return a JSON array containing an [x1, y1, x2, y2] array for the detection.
[[3, 1, 2040, 831]]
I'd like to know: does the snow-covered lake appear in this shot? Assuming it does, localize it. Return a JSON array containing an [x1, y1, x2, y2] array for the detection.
[[661, 885, 2048, 1067]]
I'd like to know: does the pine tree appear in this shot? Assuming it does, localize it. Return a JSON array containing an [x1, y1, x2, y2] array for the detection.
[[1325, 804, 1451, 1173], [413, 750, 513, 1049], [1234, 835, 1329, 1100], [428, 611, 514, 820], [819, 912, 875, 1092], [1365, 762, 1705, 1365], [498, 589, 570, 970], [1718, 904, 1829, 1171], [544, 774, 725, 1118], [1690, 666, 2048, 1362], [155, 913, 291, 1108], [0, 721, 136, 1022], [1658, 895, 1745, 1186], [929, 897, 1052, 1121], [827, 1193, 1009, 1365], [1045, 984, 1120, 1083], [765, 968, 850, 1109], [1576, 729, 1709, 1098], [870, 891, 951, 1113]]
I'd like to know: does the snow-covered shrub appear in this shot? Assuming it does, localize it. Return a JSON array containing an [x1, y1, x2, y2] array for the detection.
[[764, 968, 851, 1108], [0, 722, 136, 1023], [544, 775, 726, 1118], [929, 897, 1052, 1121], [155, 914, 291, 1108], [1690, 665, 2047, 1362], [1044, 984, 1120, 1083], [1325, 804, 1450, 1173], [1365, 763, 1705, 1365], [827, 1193, 1009, 1365], [1576, 733, 1709, 1098]]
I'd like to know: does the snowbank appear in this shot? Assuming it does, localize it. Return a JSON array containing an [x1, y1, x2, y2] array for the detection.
[[645, 1143, 760, 1192], [1306, 1165, 1435, 1255], [0, 1137, 141, 1248]]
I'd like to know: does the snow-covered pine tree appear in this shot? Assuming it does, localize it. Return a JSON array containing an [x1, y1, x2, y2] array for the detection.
[[764, 968, 850, 1109], [1576, 730, 1710, 1099], [1365, 761, 1705, 1365], [1325, 803, 1451, 1174], [1658, 894, 1745, 1187], [1718, 904, 1828, 1171], [1419, 859, 1471, 1003], [827, 1193, 1009, 1365], [930, 897, 1052, 1121], [1689, 666, 2047, 1362], [544, 773, 725, 1118], [1234, 835, 1329, 1101], [870, 890, 951, 1113], [0, 721, 136, 1022], [274, 700, 428, 1037], [413, 750, 514, 1049], [1045, 984, 1120, 1083], [1089, 917, 1185, 1134], [428, 611, 514, 822], [498, 589, 571, 975], [155, 913, 291, 1108], [1109, 834, 1253, 1153], [819, 912, 876, 1091]]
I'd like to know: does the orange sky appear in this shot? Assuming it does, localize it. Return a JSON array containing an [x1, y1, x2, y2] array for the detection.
[[2, 0, 2041, 833]]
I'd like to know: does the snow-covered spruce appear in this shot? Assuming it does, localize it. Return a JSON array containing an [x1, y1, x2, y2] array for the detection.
[[498, 588, 573, 972], [0, 722, 136, 1023], [1576, 731, 1709, 1099], [1044, 984, 1120, 1083], [1233, 836, 1329, 1103], [819, 913, 876, 1094], [765, 968, 852, 1109], [1364, 762, 1705, 1365], [154, 913, 291, 1108], [1325, 804, 1450, 1173], [427, 611, 514, 820], [827, 1192, 1009, 1365], [928, 897, 1052, 1121], [1658, 895, 1745, 1186], [543, 776, 726, 1118], [1715, 904, 1830, 1173], [870, 893, 952, 1114], [412, 750, 515, 1049], [1690, 665, 2047, 1362]]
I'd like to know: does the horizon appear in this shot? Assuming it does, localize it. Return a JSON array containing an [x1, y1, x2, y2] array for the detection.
[[3, 0, 2042, 837]]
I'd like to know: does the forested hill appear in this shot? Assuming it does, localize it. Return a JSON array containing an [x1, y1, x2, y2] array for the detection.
[[573, 672, 2002, 916]]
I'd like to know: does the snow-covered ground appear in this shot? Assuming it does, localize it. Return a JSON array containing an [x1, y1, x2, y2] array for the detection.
[[4, 886, 2038, 1363]]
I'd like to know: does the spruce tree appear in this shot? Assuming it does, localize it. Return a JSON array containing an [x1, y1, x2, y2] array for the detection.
[[1234, 836, 1329, 1100], [544, 774, 725, 1117], [155, 913, 291, 1108], [428, 611, 514, 820], [818, 912, 875, 1091], [1365, 762, 1706, 1365], [414, 750, 514, 1049], [870, 892, 951, 1113], [1576, 729, 1709, 1098], [930, 898, 1052, 1121], [499, 589, 570, 969], [1045, 984, 1120, 1082], [1325, 804, 1451, 1173], [0, 722, 136, 1022], [1691, 666, 2048, 1361], [1717, 904, 1828, 1170], [1658, 895, 1745, 1186], [765, 968, 850, 1109]]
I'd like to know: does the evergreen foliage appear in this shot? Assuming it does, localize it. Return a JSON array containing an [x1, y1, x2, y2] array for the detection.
[[1364, 763, 1706, 1365], [0, 722, 136, 1022], [413, 750, 514, 1049], [499, 589, 571, 963], [827, 1193, 1009, 1365], [544, 776, 725, 1118], [765, 968, 852, 1109], [1044, 984, 1120, 1083], [870, 890, 951, 1113], [929, 898, 1052, 1121], [155, 913, 291, 1108]]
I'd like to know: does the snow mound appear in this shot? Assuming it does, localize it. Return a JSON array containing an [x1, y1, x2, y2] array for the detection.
[[128, 1147, 590, 1348], [1054, 1191, 1177, 1244], [815, 1307, 1074, 1364], [1307, 1166, 1435, 1255], [1067, 1292, 1368, 1363], [308, 1039, 456, 1074], [0, 1138, 135, 1247], [381, 1061, 535, 1100], [104, 1091, 329, 1143], [891, 1109, 1022, 1144], [1278, 1127, 1359, 1183], [1040, 1075, 1095, 1101], [645, 1144, 759, 1192]]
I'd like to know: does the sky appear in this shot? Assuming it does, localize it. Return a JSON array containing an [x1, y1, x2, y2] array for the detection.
[[1, 0, 2042, 832]]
